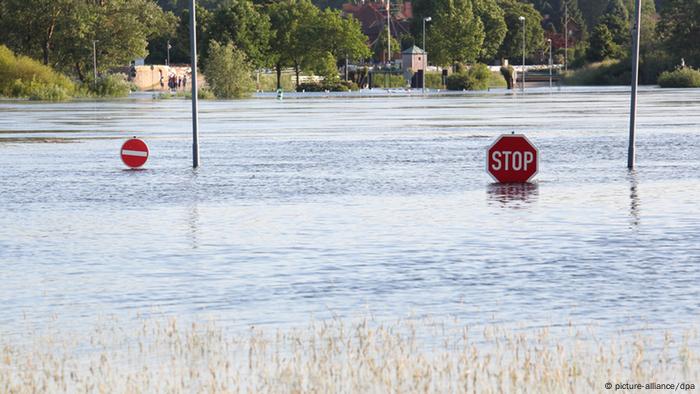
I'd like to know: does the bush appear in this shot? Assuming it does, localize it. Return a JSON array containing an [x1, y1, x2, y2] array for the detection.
[[0, 45, 75, 100], [370, 73, 406, 88], [446, 63, 491, 91], [562, 60, 630, 85], [86, 73, 132, 97], [500, 65, 515, 89], [203, 41, 255, 99], [296, 80, 359, 92], [658, 67, 700, 88]]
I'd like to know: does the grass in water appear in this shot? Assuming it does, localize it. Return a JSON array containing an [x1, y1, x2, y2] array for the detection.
[[0, 317, 697, 393]]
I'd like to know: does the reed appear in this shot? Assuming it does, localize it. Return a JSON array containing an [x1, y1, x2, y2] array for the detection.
[[1, 317, 697, 393]]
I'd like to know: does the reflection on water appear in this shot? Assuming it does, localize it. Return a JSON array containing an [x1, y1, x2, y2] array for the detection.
[[628, 171, 640, 227], [486, 182, 539, 208]]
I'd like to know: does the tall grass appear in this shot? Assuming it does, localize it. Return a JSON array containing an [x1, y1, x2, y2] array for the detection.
[[1, 317, 697, 393], [0, 45, 76, 101]]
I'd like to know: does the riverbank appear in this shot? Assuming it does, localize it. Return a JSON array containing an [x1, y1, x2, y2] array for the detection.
[[1, 317, 697, 393]]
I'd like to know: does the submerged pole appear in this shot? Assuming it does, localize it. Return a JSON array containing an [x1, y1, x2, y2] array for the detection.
[[189, 0, 200, 168], [627, 0, 642, 169]]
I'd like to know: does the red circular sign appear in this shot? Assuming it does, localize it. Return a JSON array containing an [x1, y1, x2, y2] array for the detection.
[[486, 134, 538, 183], [120, 138, 149, 168]]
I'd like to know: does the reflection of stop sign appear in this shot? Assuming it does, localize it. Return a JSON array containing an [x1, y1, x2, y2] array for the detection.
[[120, 138, 149, 169], [486, 134, 538, 183]]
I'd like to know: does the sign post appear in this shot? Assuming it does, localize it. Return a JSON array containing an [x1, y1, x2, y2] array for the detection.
[[190, 0, 200, 168], [486, 134, 538, 183], [627, 0, 642, 169], [121, 138, 149, 169]]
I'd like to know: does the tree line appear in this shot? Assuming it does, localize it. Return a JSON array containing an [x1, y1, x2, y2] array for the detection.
[[0, 0, 697, 89]]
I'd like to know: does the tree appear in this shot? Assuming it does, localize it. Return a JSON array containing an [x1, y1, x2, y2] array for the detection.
[[314, 9, 371, 63], [0, 0, 175, 80], [372, 28, 400, 63], [203, 40, 255, 98], [428, 0, 485, 67], [0, 0, 77, 65], [208, 0, 271, 69], [587, 24, 618, 61], [266, 0, 319, 88], [657, 0, 700, 67], [496, 0, 545, 61], [599, 0, 629, 50], [473, 0, 507, 62]]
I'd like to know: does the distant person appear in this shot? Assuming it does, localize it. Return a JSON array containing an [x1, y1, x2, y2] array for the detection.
[[183, 75, 187, 89], [178, 77, 182, 88], [159, 70, 164, 88]]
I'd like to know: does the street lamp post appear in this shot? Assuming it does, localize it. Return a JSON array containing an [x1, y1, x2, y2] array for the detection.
[[564, 2, 568, 73], [92, 40, 99, 89], [519, 16, 525, 92], [422, 16, 431, 95], [547, 38, 552, 88], [167, 40, 171, 67]]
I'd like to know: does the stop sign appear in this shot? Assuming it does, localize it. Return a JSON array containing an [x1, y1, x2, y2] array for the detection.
[[486, 134, 538, 183], [120, 138, 149, 168]]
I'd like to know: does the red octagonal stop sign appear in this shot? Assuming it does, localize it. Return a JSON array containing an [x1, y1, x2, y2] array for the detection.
[[120, 138, 149, 169], [486, 134, 538, 183]]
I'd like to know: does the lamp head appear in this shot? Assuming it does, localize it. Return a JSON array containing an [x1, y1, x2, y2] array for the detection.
[[518, 16, 525, 21], [424, 17, 432, 22]]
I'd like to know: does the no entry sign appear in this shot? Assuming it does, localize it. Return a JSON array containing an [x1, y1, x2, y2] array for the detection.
[[120, 138, 149, 168], [486, 134, 538, 183]]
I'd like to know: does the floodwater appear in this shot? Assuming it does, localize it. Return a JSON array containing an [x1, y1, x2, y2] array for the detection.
[[1, 86, 699, 339]]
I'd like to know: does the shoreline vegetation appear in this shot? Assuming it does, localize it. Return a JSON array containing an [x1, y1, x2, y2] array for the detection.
[[1, 317, 697, 393], [0, 45, 133, 101]]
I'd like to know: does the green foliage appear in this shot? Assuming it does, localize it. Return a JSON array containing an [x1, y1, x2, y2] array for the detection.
[[370, 73, 406, 88], [203, 41, 255, 99], [372, 29, 400, 63], [0, 0, 175, 81], [312, 52, 340, 82], [429, 0, 485, 67], [296, 80, 359, 92], [587, 24, 619, 62], [257, 73, 295, 92], [446, 63, 491, 90], [87, 74, 133, 98], [496, 0, 545, 61], [315, 9, 371, 61], [424, 72, 445, 89], [658, 67, 700, 88], [657, 0, 700, 68], [0, 45, 75, 100], [266, 0, 320, 87], [473, 0, 507, 62], [600, 0, 630, 48], [500, 64, 515, 89], [563, 59, 630, 85], [209, 0, 272, 68]]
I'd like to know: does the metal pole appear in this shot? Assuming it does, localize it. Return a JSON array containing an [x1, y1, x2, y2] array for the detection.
[[92, 40, 98, 89], [520, 16, 525, 92], [189, 0, 200, 168], [167, 40, 171, 67], [422, 17, 430, 94], [386, 0, 391, 66], [628, 0, 642, 169], [345, 56, 348, 81], [548, 39, 552, 89], [564, 2, 568, 73]]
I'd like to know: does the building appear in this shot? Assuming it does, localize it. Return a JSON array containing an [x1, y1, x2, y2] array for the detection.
[[401, 45, 426, 83], [342, 1, 413, 62]]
